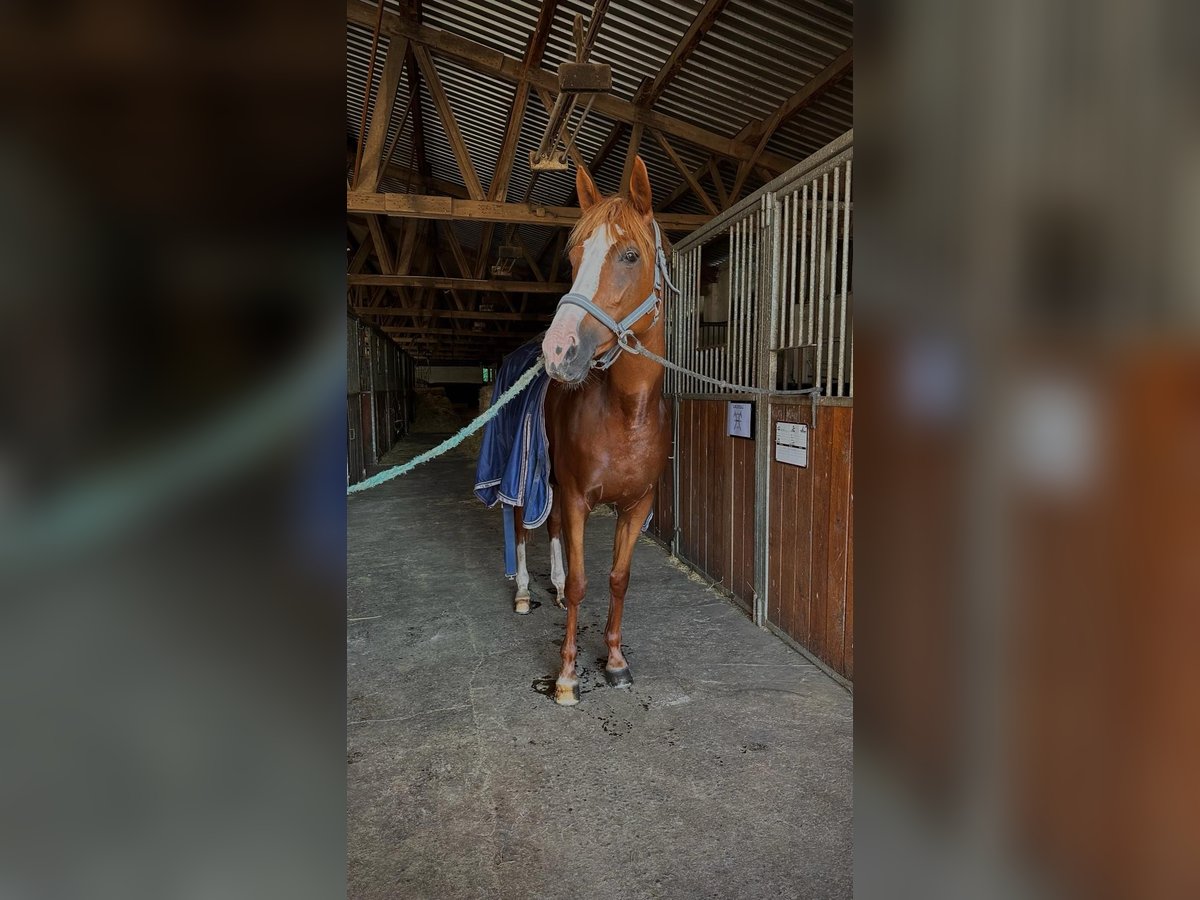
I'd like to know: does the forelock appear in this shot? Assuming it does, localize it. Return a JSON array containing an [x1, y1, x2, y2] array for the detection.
[[567, 197, 654, 259]]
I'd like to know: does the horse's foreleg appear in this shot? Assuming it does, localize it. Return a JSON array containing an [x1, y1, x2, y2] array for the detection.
[[604, 492, 655, 688], [554, 493, 589, 706], [547, 495, 566, 609], [513, 507, 531, 615]]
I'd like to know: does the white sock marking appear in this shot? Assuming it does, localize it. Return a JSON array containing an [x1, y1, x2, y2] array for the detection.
[[550, 537, 565, 596], [516, 542, 530, 598]]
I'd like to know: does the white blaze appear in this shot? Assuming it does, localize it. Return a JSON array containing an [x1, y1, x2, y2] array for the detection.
[[547, 224, 614, 336]]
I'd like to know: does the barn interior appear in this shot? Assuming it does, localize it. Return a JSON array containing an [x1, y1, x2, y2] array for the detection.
[[347, 1, 853, 896]]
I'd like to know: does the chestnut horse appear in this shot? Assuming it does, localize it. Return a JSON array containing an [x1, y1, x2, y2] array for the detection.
[[513, 156, 672, 706]]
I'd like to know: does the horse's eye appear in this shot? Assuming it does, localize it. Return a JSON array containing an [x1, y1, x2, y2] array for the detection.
[[621, 248, 640, 264]]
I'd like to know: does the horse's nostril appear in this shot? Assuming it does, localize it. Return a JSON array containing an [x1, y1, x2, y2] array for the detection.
[[564, 343, 578, 363], [554, 345, 563, 357]]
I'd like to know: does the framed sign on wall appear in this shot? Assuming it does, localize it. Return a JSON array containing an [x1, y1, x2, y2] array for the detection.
[[727, 402, 753, 438]]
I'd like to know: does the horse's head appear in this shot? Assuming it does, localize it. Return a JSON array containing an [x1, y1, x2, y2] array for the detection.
[[543, 156, 661, 384]]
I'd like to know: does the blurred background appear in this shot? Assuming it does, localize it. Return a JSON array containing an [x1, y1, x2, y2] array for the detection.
[[0, 2, 346, 898], [855, 1, 1200, 898], [0, 0, 1197, 897]]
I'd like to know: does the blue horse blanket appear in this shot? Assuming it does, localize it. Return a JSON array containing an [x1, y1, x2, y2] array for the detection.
[[474, 339, 553, 577]]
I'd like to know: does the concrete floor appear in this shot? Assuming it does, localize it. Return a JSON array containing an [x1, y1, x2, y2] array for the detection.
[[348, 435, 852, 900]]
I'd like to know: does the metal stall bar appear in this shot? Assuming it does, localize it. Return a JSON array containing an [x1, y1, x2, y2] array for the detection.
[[734, 216, 745, 390], [826, 164, 841, 399], [752, 189, 783, 624], [740, 213, 751, 388], [691, 245, 700, 393], [814, 171, 829, 396], [837, 159, 852, 396], [801, 183, 811, 381], [778, 189, 791, 391]]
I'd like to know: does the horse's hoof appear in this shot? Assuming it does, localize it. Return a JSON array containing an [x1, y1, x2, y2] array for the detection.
[[514, 596, 531, 615], [605, 667, 633, 689], [554, 679, 580, 706], [554, 594, 566, 610]]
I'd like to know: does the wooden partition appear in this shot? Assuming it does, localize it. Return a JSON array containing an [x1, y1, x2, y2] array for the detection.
[[653, 133, 854, 683], [652, 397, 853, 681]]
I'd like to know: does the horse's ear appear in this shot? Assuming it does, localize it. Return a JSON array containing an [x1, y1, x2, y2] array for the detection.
[[629, 155, 653, 219], [576, 163, 601, 211]]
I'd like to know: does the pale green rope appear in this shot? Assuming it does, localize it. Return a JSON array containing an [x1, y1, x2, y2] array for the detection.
[[347, 357, 545, 496]]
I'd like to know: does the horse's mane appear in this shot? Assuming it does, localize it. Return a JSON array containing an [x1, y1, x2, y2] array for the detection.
[[567, 197, 657, 261]]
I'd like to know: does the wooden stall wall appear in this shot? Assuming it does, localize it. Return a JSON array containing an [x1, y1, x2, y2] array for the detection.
[[767, 400, 854, 680], [347, 315, 415, 486], [656, 396, 854, 680], [651, 399, 756, 615]]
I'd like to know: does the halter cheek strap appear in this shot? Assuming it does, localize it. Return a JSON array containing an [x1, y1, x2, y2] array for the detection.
[[555, 219, 680, 370]]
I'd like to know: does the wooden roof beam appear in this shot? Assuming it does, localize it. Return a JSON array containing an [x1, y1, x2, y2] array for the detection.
[[348, 274, 570, 292], [350, 307, 551, 321], [383, 324, 543, 336], [347, 191, 710, 230]]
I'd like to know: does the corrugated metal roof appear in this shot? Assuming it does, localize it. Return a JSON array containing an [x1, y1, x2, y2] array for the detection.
[[348, 0, 852, 262]]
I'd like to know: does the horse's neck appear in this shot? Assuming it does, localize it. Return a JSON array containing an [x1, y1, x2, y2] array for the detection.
[[604, 321, 666, 419]]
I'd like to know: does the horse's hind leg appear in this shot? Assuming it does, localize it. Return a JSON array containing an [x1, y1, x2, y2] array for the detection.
[[604, 492, 655, 689], [547, 494, 567, 609], [513, 507, 531, 615]]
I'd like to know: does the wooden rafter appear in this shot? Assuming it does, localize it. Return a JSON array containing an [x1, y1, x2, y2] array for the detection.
[[707, 158, 729, 209], [413, 44, 485, 200], [348, 231, 375, 274], [521, 245, 545, 282], [618, 122, 645, 197], [587, 122, 626, 181], [366, 216, 395, 273], [489, 0, 560, 203], [348, 274, 570, 292], [346, 1, 796, 173], [729, 45, 853, 201], [474, 224, 495, 281], [354, 35, 410, 192], [347, 192, 710, 230], [547, 231, 567, 283], [394, 220, 423, 274], [641, 0, 732, 108], [652, 129, 718, 215], [403, 47, 430, 185], [441, 222, 473, 278], [351, 0, 387, 185]]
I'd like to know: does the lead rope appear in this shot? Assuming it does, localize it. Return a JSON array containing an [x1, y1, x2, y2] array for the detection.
[[615, 332, 820, 398], [347, 359, 545, 495]]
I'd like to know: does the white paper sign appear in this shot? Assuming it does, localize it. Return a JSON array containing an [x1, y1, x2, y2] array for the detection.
[[727, 402, 752, 438], [775, 422, 808, 467]]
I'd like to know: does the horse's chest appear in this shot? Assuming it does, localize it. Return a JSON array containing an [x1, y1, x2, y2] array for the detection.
[[550, 397, 669, 497]]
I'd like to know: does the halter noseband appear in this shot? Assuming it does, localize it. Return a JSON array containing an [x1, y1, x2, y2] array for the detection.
[[555, 219, 680, 370]]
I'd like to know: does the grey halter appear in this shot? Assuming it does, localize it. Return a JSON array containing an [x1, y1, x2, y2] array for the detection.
[[555, 219, 680, 370]]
